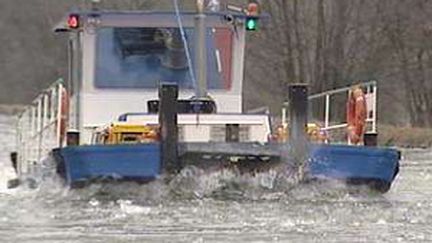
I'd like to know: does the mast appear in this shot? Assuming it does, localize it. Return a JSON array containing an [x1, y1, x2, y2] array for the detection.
[[194, 0, 207, 98]]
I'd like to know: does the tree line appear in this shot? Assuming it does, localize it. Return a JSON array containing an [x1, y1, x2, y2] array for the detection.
[[0, 0, 430, 127], [245, 0, 432, 127]]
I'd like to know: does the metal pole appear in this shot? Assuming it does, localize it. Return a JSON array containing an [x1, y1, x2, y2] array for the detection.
[[288, 84, 308, 177], [194, 0, 207, 98], [50, 88, 55, 123], [324, 94, 330, 129], [364, 83, 378, 146], [37, 99, 43, 162], [30, 106, 35, 138], [41, 94, 48, 157], [372, 85, 377, 133], [159, 83, 181, 173], [43, 94, 48, 128], [57, 84, 63, 147], [282, 107, 287, 128], [37, 100, 42, 135]]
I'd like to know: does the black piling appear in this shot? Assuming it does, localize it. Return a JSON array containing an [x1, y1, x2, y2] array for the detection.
[[66, 131, 80, 146], [159, 84, 181, 173], [10, 152, 17, 174], [288, 84, 309, 175], [364, 132, 378, 146], [7, 152, 20, 189]]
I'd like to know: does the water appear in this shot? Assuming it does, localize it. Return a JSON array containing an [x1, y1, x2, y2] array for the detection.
[[0, 114, 431, 242]]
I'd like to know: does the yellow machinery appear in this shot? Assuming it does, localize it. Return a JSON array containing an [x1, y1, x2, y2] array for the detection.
[[94, 123, 159, 145], [274, 123, 328, 143], [306, 123, 328, 143]]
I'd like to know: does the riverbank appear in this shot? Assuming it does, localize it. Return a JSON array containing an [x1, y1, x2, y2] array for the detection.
[[379, 124, 432, 148], [0, 105, 24, 116]]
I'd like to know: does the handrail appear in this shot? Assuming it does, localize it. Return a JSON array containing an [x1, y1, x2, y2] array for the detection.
[[281, 81, 378, 144], [308, 80, 377, 99], [16, 80, 67, 174], [308, 81, 377, 140]]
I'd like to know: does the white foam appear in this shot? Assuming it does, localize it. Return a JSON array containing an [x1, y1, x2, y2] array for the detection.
[[0, 114, 18, 193], [118, 199, 152, 215]]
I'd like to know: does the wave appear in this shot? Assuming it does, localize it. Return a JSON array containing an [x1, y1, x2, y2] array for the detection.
[[0, 112, 368, 205], [23, 163, 359, 207]]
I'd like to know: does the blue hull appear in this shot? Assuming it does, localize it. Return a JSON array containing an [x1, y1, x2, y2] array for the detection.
[[53, 143, 399, 191], [309, 144, 399, 191], [54, 143, 161, 186]]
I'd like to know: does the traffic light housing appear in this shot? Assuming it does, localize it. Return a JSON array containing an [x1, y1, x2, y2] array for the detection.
[[245, 16, 258, 31], [245, 2, 259, 31]]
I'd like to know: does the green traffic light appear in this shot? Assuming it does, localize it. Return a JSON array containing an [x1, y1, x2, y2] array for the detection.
[[246, 18, 258, 31]]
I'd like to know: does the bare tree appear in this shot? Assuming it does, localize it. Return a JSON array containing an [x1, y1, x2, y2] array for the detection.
[[3, 0, 432, 127]]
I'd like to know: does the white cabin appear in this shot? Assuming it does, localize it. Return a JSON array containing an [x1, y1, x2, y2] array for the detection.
[[59, 11, 271, 144], [15, 10, 271, 173]]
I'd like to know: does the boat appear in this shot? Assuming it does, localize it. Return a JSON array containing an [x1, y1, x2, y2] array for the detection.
[[10, 1, 399, 192]]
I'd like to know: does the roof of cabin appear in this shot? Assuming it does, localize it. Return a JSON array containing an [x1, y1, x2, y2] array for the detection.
[[54, 10, 268, 32]]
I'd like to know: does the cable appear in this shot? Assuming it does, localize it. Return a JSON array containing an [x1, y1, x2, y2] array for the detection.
[[173, 0, 197, 89]]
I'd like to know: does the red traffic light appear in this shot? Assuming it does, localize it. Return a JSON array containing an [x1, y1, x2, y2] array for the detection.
[[68, 14, 80, 29], [247, 3, 259, 16]]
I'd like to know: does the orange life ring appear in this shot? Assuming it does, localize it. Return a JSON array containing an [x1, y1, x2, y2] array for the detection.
[[59, 87, 69, 145], [346, 87, 367, 144]]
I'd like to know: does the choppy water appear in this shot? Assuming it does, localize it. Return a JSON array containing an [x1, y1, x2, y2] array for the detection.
[[0, 114, 431, 242]]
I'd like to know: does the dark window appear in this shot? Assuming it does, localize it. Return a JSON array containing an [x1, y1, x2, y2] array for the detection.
[[94, 27, 233, 90]]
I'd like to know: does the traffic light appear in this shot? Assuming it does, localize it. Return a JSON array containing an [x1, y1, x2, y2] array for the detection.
[[68, 14, 80, 29], [245, 2, 259, 31], [245, 16, 258, 31]]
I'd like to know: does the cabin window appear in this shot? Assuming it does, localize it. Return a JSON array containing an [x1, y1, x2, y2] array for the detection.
[[94, 27, 233, 90]]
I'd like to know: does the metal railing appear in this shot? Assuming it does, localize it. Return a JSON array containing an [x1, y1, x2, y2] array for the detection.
[[16, 80, 67, 174], [281, 81, 377, 144], [308, 81, 377, 143]]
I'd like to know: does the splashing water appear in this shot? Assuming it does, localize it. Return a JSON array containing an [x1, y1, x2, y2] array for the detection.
[[0, 113, 431, 242], [0, 114, 17, 193]]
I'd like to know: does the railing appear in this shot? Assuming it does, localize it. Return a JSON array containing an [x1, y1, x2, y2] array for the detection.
[[281, 81, 377, 144], [308, 81, 377, 143], [16, 80, 67, 175]]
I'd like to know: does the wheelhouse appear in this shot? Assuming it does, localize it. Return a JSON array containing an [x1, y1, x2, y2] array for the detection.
[[56, 11, 249, 144]]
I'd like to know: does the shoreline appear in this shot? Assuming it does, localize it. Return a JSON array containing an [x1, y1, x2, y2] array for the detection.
[[0, 105, 25, 116], [378, 125, 432, 149]]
